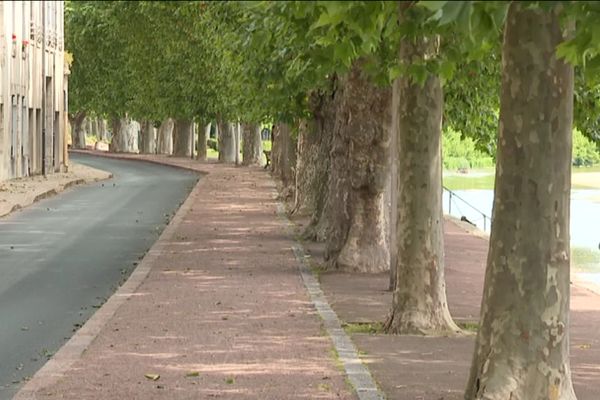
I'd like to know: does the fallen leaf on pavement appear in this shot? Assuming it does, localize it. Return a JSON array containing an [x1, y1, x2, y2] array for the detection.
[[144, 374, 160, 381]]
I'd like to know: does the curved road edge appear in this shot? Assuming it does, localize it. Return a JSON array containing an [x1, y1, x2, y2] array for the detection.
[[0, 162, 113, 219], [13, 152, 209, 400]]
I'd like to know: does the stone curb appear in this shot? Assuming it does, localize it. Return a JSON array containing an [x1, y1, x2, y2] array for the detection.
[[275, 203, 386, 400], [13, 158, 206, 400]]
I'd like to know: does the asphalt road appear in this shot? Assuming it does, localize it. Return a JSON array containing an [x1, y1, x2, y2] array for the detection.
[[0, 153, 199, 398]]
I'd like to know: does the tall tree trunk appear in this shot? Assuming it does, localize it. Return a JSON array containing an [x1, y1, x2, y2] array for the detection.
[[218, 121, 236, 163], [271, 124, 283, 176], [318, 75, 352, 264], [465, 4, 576, 399], [389, 68, 400, 290], [140, 120, 157, 154], [300, 87, 338, 240], [157, 118, 174, 155], [293, 119, 316, 214], [235, 123, 242, 165], [125, 120, 140, 153], [172, 119, 193, 157], [197, 122, 209, 161], [242, 123, 262, 166], [271, 123, 297, 197], [69, 111, 86, 149], [384, 30, 458, 334], [325, 60, 392, 273], [98, 119, 108, 142], [84, 118, 92, 142], [90, 117, 99, 140], [109, 117, 124, 153], [109, 117, 138, 153]]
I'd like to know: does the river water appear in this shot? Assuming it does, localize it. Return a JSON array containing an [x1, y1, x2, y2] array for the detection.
[[443, 189, 600, 269]]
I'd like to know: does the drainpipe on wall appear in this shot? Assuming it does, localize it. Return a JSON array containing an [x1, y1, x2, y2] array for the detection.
[[41, 0, 46, 177], [63, 60, 69, 172]]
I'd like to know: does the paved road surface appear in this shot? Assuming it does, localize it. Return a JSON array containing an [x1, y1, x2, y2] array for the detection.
[[0, 153, 198, 398]]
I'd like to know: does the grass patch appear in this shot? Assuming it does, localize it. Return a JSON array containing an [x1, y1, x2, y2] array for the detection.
[[310, 262, 326, 281], [572, 247, 600, 272], [342, 322, 384, 335], [457, 321, 479, 333], [443, 174, 495, 190], [444, 168, 600, 191], [573, 165, 600, 173], [207, 148, 218, 159]]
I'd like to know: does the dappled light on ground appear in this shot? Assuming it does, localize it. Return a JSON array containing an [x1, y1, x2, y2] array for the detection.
[[36, 160, 352, 400]]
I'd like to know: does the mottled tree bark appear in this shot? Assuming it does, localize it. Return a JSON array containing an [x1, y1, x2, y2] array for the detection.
[[197, 122, 209, 161], [325, 60, 392, 273], [139, 120, 157, 154], [384, 32, 458, 334], [242, 123, 262, 166], [218, 121, 236, 163], [301, 87, 338, 241], [318, 74, 352, 263], [235, 123, 242, 165], [389, 69, 400, 290], [109, 117, 124, 153], [98, 119, 108, 142], [465, 4, 576, 399], [90, 117, 99, 139], [172, 119, 193, 157], [271, 124, 283, 176], [157, 118, 173, 155], [271, 123, 297, 197], [293, 119, 317, 215], [69, 111, 86, 149]]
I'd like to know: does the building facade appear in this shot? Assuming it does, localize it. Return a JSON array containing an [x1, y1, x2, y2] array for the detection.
[[0, 1, 67, 181]]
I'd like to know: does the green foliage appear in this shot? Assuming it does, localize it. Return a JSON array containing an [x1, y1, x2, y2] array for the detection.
[[574, 68, 600, 144], [207, 138, 218, 152], [442, 129, 494, 170], [573, 129, 600, 166]]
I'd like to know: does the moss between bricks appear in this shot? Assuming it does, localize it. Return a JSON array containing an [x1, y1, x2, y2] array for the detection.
[[342, 322, 384, 335]]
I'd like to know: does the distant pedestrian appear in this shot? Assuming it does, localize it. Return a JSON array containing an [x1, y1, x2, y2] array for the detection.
[[261, 127, 270, 141]]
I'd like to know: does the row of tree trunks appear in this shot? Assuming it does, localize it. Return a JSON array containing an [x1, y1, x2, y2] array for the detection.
[[264, 3, 577, 397], [71, 115, 112, 149], [242, 123, 262, 166]]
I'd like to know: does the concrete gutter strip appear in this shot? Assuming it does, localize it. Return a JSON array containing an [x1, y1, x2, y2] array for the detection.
[[276, 203, 386, 400]]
